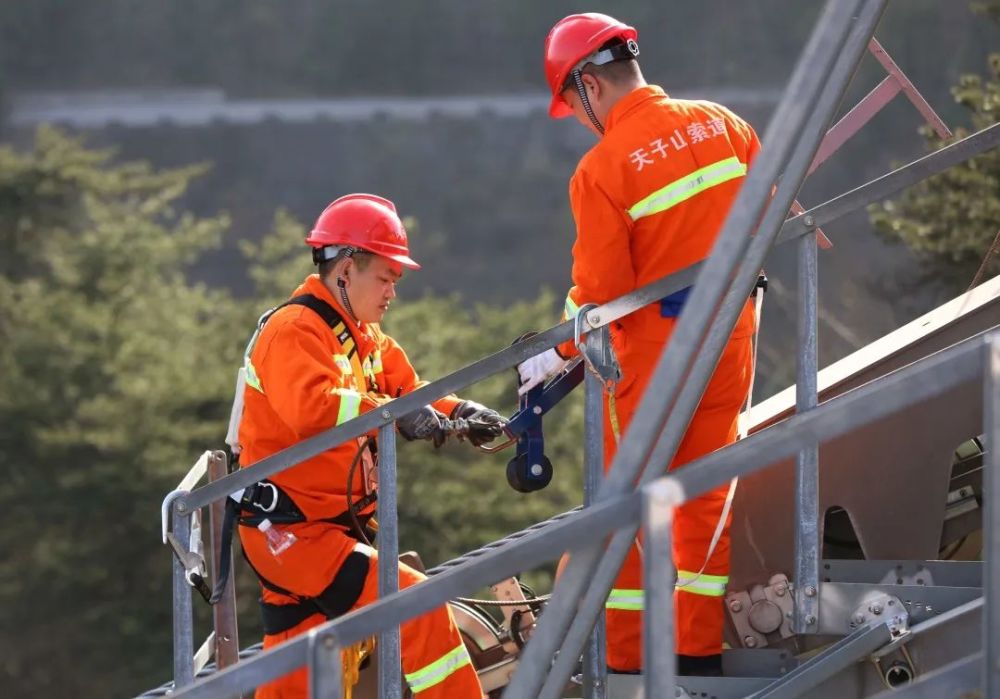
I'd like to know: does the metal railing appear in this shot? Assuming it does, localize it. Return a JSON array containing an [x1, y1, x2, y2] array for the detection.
[[169, 325, 999, 698], [159, 127, 1000, 698], [156, 0, 1000, 694]]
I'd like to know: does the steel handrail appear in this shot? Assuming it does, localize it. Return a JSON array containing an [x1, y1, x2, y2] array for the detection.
[[171, 122, 1000, 518]]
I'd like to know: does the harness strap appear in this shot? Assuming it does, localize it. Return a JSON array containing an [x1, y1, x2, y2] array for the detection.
[[258, 550, 371, 635], [208, 478, 376, 605]]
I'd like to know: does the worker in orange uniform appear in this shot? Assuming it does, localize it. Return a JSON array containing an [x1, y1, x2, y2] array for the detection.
[[518, 14, 760, 676], [235, 194, 503, 697]]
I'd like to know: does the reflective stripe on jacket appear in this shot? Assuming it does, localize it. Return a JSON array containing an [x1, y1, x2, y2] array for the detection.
[[558, 85, 760, 357], [238, 274, 462, 522]]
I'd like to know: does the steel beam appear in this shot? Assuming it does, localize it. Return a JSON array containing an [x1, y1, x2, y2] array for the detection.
[[751, 623, 893, 699], [582, 331, 608, 699], [643, 481, 680, 699], [983, 337, 1000, 695], [795, 226, 821, 633]]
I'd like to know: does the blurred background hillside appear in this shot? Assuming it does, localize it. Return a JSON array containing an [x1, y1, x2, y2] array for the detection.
[[0, 1, 997, 696]]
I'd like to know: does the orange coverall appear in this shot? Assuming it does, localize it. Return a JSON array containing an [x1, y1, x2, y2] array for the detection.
[[556, 86, 760, 667], [238, 274, 483, 698]]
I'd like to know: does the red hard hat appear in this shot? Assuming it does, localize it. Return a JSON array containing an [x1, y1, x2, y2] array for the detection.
[[543, 13, 638, 119], [306, 194, 420, 270]]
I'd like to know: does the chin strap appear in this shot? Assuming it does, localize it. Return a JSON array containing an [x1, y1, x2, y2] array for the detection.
[[572, 70, 605, 136], [337, 278, 358, 323]]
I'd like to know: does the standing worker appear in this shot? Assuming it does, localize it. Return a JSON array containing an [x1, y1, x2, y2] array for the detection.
[[518, 14, 760, 676], [235, 194, 504, 697]]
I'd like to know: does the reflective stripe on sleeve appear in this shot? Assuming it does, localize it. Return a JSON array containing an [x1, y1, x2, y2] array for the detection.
[[245, 359, 264, 393], [564, 293, 581, 321], [333, 388, 362, 425]]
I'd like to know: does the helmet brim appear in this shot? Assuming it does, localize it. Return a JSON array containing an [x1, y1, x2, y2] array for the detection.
[[548, 94, 574, 119], [387, 253, 421, 270]]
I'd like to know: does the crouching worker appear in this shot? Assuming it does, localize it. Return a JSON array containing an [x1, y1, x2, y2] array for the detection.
[[235, 194, 503, 698]]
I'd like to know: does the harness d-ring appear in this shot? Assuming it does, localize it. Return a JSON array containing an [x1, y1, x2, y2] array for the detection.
[[253, 482, 279, 513]]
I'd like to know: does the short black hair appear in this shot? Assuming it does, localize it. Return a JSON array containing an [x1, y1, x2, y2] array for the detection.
[[562, 38, 641, 92], [318, 249, 375, 279]]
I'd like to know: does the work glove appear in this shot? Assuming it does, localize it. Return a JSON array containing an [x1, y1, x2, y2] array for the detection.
[[517, 348, 568, 396], [451, 400, 507, 447], [396, 406, 448, 448]]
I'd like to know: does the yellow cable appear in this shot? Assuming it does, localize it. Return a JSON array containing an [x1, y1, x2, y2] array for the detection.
[[608, 392, 621, 444], [341, 637, 377, 698]]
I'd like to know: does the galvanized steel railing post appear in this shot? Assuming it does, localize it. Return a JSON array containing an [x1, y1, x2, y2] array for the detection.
[[309, 631, 344, 699], [983, 336, 1000, 696], [377, 421, 402, 699], [794, 225, 821, 633], [643, 480, 679, 699], [172, 507, 196, 689], [582, 329, 609, 699]]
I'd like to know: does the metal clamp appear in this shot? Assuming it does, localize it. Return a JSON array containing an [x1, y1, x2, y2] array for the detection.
[[849, 592, 909, 639], [574, 303, 622, 390], [162, 488, 211, 603], [726, 573, 796, 649]]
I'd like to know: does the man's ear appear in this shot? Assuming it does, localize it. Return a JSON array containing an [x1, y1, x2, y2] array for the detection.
[[343, 258, 356, 280], [582, 72, 601, 99]]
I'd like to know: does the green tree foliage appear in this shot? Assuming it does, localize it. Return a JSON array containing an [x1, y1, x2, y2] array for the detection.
[[0, 129, 584, 696], [869, 2, 1000, 294], [0, 127, 244, 695]]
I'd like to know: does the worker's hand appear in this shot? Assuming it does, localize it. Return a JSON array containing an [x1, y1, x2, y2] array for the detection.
[[451, 400, 507, 447], [517, 348, 568, 396], [397, 406, 448, 447]]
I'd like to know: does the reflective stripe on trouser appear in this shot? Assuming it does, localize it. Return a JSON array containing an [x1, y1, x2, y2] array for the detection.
[[254, 541, 483, 698], [405, 643, 474, 694], [604, 333, 752, 668]]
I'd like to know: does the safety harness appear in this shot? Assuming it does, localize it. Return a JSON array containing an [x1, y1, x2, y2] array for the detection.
[[211, 294, 378, 636]]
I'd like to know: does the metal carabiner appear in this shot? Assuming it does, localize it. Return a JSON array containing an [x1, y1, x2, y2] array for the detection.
[[475, 425, 519, 454]]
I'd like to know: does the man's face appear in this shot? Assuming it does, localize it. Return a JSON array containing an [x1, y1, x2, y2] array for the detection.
[[344, 256, 402, 323]]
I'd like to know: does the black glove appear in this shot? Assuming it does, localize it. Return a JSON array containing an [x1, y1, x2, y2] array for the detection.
[[397, 406, 448, 448], [451, 400, 507, 447]]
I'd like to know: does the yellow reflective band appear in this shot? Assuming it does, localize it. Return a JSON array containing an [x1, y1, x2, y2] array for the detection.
[[333, 389, 362, 425], [404, 643, 472, 694], [627, 156, 747, 221], [333, 353, 353, 375], [676, 570, 729, 597], [564, 293, 581, 321], [245, 359, 263, 393], [371, 351, 383, 374], [606, 588, 644, 611]]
